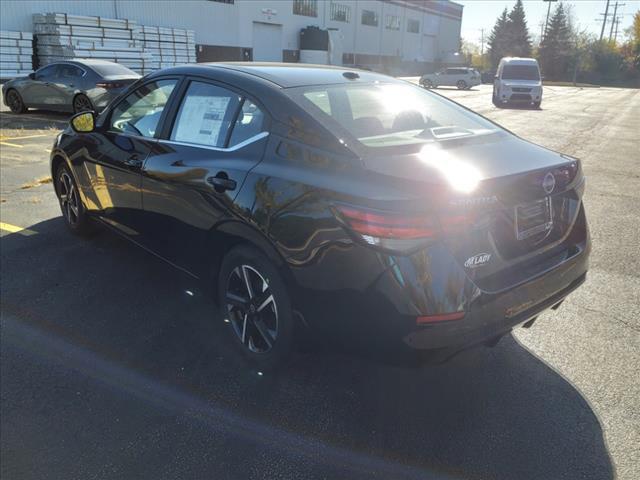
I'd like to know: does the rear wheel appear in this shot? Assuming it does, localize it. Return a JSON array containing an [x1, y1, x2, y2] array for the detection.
[[6, 89, 27, 113], [422, 79, 434, 89], [73, 94, 93, 113], [218, 245, 294, 370], [456, 80, 467, 90], [55, 163, 94, 236]]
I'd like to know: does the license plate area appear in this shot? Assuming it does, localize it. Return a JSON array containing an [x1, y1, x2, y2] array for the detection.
[[515, 197, 553, 240]]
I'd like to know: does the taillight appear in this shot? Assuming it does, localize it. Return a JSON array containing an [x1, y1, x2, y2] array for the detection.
[[416, 311, 465, 324], [96, 82, 123, 89], [334, 204, 470, 253], [336, 206, 438, 240]]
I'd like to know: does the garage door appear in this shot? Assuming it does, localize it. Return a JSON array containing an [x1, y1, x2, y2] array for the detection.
[[252, 22, 282, 62]]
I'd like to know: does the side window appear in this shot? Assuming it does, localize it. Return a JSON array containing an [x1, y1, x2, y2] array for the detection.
[[228, 99, 266, 147], [446, 68, 457, 75], [303, 90, 331, 115], [171, 81, 241, 148], [110, 79, 177, 138], [58, 64, 84, 79], [35, 64, 59, 81]]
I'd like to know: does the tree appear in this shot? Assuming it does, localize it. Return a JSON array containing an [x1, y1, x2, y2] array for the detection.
[[487, 8, 510, 68], [505, 0, 532, 57], [538, 3, 573, 80]]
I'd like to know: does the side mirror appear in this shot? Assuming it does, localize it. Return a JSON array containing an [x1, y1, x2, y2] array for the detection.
[[70, 111, 95, 133], [28, 73, 35, 80]]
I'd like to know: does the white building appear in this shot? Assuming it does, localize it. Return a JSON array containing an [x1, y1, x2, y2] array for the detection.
[[1, 0, 464, 74]]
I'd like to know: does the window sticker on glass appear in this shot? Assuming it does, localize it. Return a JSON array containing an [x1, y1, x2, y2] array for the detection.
[[171, 82, 240, 148]]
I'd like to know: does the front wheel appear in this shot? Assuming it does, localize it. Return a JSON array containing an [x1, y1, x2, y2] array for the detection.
[[55, 163, 94, 236], [218, 245, 294, 370], [422, 79, 434, 89], [533, 101, 541, 109], [456, 80, 467, 90]]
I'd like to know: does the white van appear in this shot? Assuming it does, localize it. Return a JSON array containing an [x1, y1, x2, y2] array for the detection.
[[493, 57, 543, 108]]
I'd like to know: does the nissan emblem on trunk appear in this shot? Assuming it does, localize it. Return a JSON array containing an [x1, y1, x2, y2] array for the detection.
[[542, 172, 556, 194]]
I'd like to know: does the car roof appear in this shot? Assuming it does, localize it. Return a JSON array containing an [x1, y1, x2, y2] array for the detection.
[[150, 62, 403, 88], [500, 57, 539, 65]]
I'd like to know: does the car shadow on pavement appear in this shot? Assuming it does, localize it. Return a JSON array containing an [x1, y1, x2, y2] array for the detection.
[[1, 218, 614, 480], [0, 110, 69, 131]]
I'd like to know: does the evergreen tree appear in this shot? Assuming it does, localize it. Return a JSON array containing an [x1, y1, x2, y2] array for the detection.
[[539, 3, 573, 80], [505, 0, 532, 57], [487, 8, 510, 68]]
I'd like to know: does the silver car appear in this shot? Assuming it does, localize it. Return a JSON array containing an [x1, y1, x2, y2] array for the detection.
[[419, 67, 481, 90], [2, 59, 140, 114]]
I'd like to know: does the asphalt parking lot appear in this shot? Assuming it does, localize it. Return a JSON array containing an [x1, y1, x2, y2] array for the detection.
[[1, 84, 639, 480]]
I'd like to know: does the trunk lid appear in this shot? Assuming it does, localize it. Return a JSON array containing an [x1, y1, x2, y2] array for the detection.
[[361, 133, 584, 292]]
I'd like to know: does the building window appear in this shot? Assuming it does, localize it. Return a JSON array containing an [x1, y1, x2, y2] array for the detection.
[[330, 2, 351, 23], [293, 0, 318, 17], [361, 9, 378, 27], [407, 19, 420, 33], [385, 14, 400, 30]]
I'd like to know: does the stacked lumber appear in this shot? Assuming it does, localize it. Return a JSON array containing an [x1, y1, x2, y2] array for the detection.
[[0, 31, 33, 79]]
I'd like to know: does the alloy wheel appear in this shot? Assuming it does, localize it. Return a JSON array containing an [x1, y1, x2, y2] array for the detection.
[[73, 95, 92, 113], [58, 170, 80, 226], [457, 80, 467, 89], [7, 90, 23, 113], [224, 264, 278, 354]]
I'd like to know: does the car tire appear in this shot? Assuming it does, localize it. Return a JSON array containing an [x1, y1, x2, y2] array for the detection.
[[6, 89, 27, 114], [218, 245, 294, 370], [457, 80, 467, 90], [55, 163, 94, 236], [422, 79, 434, 89], [73, 94, 94, 113], [533, 101, 541, 109]]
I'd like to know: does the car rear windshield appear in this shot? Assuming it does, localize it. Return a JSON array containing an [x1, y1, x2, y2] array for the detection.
[[502, 64, 540, 81], [287, 82, 500, 149], [89, 63, 138, 77]]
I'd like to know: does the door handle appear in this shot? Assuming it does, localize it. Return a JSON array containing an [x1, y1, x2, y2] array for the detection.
[[207, 172, 236, 193], [123, 155, 143, 168]]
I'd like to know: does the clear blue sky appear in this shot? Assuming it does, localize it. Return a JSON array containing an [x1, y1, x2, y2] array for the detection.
[[457, 0, 639, 46]]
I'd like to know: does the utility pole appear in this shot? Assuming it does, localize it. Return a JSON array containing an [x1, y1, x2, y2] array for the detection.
[[479, 28, 485, 70], [600, 0, 611, 41], [543, 0, 558, 40], [614, 16, 623, 43], [609, 2, 625, 42]]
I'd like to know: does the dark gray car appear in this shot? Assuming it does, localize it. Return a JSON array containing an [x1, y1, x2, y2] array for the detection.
[[2, 59, 140, 114]]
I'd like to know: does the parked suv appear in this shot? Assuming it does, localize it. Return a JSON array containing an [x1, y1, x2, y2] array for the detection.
[[420, 67, 480, 90], [493, 57, 543, 108], [51, 63, 589, 368]]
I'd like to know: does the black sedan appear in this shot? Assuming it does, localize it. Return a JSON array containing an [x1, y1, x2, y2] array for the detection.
[[2, 59, 140, 114], [50, 63, 590, 368]]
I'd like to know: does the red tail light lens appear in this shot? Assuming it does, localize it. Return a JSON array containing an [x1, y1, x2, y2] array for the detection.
[[416, 311, 465, 324], [335, 204, 471, 253], [336, 206, 438, 240]]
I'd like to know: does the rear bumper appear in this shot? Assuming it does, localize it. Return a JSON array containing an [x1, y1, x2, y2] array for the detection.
[[372, 230, 590, 351]]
